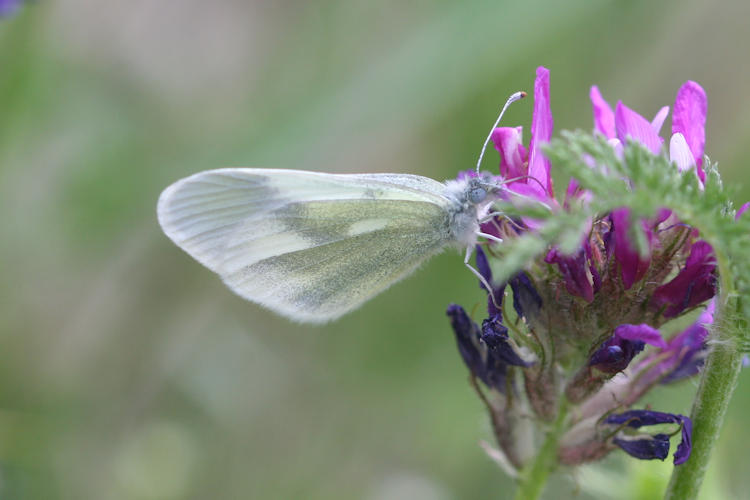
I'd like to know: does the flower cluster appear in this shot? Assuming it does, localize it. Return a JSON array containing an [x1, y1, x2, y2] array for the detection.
[[447, 67, 720, 472]]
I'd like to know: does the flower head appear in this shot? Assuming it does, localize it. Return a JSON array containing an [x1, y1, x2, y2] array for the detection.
[[447, 68, 717, 474]]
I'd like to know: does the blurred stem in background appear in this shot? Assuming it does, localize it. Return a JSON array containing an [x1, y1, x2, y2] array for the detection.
[[513, 399, 569, 500]]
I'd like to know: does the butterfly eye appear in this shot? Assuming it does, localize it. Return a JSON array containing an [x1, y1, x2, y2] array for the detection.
[[468, 187, 487, 204]]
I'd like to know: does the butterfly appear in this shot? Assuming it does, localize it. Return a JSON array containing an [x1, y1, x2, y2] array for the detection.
[[157, 92, 526, 323]]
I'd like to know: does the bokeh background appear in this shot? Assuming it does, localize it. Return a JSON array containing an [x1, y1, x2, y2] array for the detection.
[[1, 1, 749, 499]]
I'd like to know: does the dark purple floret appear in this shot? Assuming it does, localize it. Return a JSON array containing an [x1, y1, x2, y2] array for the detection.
[[482, 318, 530, 367], [447, 304, 508, 392], [673, 416, 693, 465], [509, 272, 542, 320], [605, 409, 692, 465], [447, 301, 533, 394], [589, 324, 664, 374], [613, 434, 670, 461], [660, 357, 705, 384], [652, 241, 716, 318], [590, 339, 644, 374], [606, 409, 679, 427], [611, 208, 651, 289], [654, 301, 713, 384], [545, 247, 594, 302], [447, 304, 486, 382], [475, 245, 506, 318], [476, 245, 492, 289]]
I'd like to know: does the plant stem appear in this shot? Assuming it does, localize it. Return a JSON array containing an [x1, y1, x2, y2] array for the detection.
[[664, 246, 743, 500], [513, 398, 568, 500], [663, 333, 742, 499]]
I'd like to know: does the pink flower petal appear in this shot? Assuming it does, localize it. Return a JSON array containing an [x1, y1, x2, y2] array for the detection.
[[491, 126, 526, 179], [611, 207, 651, 289], [590, 86, 615, 138], [736, 202, 750, 220], [672, 81, 707, 169], [651, 106, 670, 134], [545, 247, 594, 302], [615, 101, 663, 154], [564, 177, 592, 206], [698, 298, 716, 325], [669, 133, 695, 172], [652, 241, 716, 318], [527, 66, 554, 199], [608, 138, 624, 158], [503, 181, 558, 230], [614, 323, 667, 349]]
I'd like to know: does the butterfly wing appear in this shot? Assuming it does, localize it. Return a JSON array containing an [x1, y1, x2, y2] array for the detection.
[[157, 168, 455, 322]]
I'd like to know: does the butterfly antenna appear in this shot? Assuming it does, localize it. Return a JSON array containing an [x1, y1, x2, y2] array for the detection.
[[475, 91, 527, 174]]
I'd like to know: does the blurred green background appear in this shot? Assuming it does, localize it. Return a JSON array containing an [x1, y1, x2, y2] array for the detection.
[[1, 1, 749, 499]]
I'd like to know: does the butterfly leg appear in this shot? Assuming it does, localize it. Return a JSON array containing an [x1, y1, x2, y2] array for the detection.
[[478, 211, 505, 223], [476, 231, 504, 244], [464, 246, 501, 310]]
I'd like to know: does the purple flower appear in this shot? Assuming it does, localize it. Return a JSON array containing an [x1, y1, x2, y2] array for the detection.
[[737, 202, 750, 220], [447, 246, 532, 392], [590, 86, 615, 139], [651, 300, 715, 384], [672, 81, 708, 182], [652, 241, 717, 318], [610, 208, 652, 290], [492, 126, 527, 181], [448, 70, 718, 474], [567, 324, 666, 403], [476, 245, 541, 339], [0, 0, 22, 16], [482, 317, 530, 368], [447, 304, 528, 393], [593, 81, 708, 184], [605, 409, 692, 465], [615, 101, 664, 154], [491, 67, 555, 204], [527, 67, 554, 199], [613, 434, 671, 461], [590, 324, 665, 374], [587, 84, 713, 295], [447, 304, 506, 392], [476, 245, 505, 318], [545, 245, 596, 302], [509, 271, 542, 321]]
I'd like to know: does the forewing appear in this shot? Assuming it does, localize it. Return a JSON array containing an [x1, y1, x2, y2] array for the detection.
[[157, 168, 453, 322]]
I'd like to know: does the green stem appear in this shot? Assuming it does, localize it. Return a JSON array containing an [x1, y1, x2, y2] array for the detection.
[[663, 340, 742, 500], [513, 399, 569, 500], [664, 247, 743, 500]]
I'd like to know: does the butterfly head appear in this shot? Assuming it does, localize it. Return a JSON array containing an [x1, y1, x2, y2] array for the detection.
[[465, 172, 506, 206]]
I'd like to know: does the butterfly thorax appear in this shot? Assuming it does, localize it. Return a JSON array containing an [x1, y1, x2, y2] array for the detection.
[[443, 174, 499, 248]]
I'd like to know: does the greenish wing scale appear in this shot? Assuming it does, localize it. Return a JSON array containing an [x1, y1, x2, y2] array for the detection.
[[223, 198, 451, 322]]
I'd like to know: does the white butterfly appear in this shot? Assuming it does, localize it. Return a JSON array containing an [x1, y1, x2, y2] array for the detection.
[[157, 92, 526, 323]]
